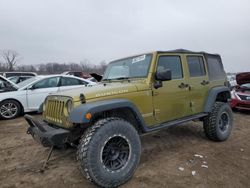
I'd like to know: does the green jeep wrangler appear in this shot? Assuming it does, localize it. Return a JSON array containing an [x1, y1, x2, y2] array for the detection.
[[25, 49, 233, 187]]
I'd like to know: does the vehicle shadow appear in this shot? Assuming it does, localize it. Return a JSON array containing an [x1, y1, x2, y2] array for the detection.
[[140, 122, 206, 163], [233, 109, 250, 115]]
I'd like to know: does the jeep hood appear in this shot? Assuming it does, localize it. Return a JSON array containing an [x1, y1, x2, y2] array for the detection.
[[236, 72, 250, 85], [59, 81, 144, 101]]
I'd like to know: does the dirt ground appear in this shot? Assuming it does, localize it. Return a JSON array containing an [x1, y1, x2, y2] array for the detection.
[[0, 111, 250, 188]]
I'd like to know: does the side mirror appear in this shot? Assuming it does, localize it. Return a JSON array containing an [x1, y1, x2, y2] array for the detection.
[[155, 69, 172, 81]]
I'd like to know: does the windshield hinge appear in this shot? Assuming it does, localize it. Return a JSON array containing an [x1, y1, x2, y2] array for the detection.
[[152, 90, 159, 96]]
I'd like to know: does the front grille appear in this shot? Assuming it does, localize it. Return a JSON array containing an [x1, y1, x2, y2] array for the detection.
[[43, 96, 74, 129], [45, 99, 65, 124], [238, 94, 250, 101]]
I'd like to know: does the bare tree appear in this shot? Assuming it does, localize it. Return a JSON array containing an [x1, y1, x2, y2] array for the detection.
[[0, 57, 107, 74], [0, 50, 21, 71], [17, 65, 37, 72], [80, 59, 92, 72], [99, 60, 107, 74]]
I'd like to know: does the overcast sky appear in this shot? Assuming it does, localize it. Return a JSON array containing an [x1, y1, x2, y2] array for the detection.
[[0, 0, 249, 72]]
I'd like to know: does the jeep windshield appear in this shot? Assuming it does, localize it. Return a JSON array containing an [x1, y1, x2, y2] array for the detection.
[[102, 54, 152, 81]]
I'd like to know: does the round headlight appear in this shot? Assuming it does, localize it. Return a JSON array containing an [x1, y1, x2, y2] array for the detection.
[[66, 100, 73, 114], [42, 102, 46, 111]]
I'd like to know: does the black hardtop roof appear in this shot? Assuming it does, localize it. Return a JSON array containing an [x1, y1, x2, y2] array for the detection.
[[109, 49, 221, 64], [156, 49, 220, 57]]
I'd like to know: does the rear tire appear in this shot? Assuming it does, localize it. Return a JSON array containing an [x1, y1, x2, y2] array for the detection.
[[76, 117, 141, 187], [203, 102, 233, 141], [0, 99, 21, 120]]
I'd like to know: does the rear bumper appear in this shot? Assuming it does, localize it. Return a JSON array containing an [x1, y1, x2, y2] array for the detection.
[[230, 99, 250, 110], [24, 114, 71, 147]]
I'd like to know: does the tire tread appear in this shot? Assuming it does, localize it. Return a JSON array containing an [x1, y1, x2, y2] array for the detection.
[[203, 102, 232, 141], [76, 117, 137, 187]]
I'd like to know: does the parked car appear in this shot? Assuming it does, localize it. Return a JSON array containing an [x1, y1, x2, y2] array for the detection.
[[0, 75, 18, 93], [230, 72, 250, 110], [0, 72, 37, 78], [8, 76, 33, 84], [62, 71, 90, 79], [0, 75, 96, 119], [25, 50, 232, 187]]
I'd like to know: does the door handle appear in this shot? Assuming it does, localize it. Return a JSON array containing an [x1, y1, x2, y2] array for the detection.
[[178, 83, 189, 89], [201, 80, 209, 85]]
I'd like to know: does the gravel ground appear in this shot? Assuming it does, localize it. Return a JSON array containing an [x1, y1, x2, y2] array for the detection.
[[0, 111, 249, 188]]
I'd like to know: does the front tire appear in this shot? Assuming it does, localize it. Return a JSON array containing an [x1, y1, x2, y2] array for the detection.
[[77, 118, 141, 187], [0, 99, 21, 120], [203, 102, 233, 141]]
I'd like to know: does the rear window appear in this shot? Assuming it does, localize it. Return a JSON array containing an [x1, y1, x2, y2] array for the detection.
[[21, 73, 36, 76], [206, 56, 225, 81], [4, 72, 36, 77], [5, 73, 22, 77]]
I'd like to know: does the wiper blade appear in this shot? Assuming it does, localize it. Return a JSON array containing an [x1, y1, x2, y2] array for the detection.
[[102, 78, 111, 82], [102, 77, 130, 81]]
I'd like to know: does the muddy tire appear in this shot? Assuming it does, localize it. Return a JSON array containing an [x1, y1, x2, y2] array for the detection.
[[0, 99, 21, 120], [203, 102, 233, 141], [76, 117, 141, 187]]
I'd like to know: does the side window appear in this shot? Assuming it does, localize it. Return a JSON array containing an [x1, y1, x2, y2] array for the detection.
[[60, 77, 87, 86], [9, 77, 18, 83], [187, 56, 206, 77], [33, 77, 59, 89], [206, 56, 225, 81], [157, 56, 183, 79]]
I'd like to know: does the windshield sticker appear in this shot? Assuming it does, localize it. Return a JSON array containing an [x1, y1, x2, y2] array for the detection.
[[132, 55, 146, 64]]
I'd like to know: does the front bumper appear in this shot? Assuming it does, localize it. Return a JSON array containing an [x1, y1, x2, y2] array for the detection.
[[230, 99, 250, 110], [25, 114, 71, 147]]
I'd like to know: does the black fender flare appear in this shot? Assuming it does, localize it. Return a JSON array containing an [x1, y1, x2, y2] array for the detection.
[[204, 86, 231, 113], [68, 99, 147, 131]]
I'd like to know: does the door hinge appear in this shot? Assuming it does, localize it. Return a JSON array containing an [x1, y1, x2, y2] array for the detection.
[[152, 90, 159, 96], [153, 109, 160, 115]]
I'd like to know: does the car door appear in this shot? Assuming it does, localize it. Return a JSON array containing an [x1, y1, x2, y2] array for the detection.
[[152, 54, 190, 123], [185, 54, 209, 114], [58, 76, 88, 92], [26, 76, 60, 111]]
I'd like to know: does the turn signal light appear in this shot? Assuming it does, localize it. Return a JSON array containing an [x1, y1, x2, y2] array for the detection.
[[85, 113, 92, 120]]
